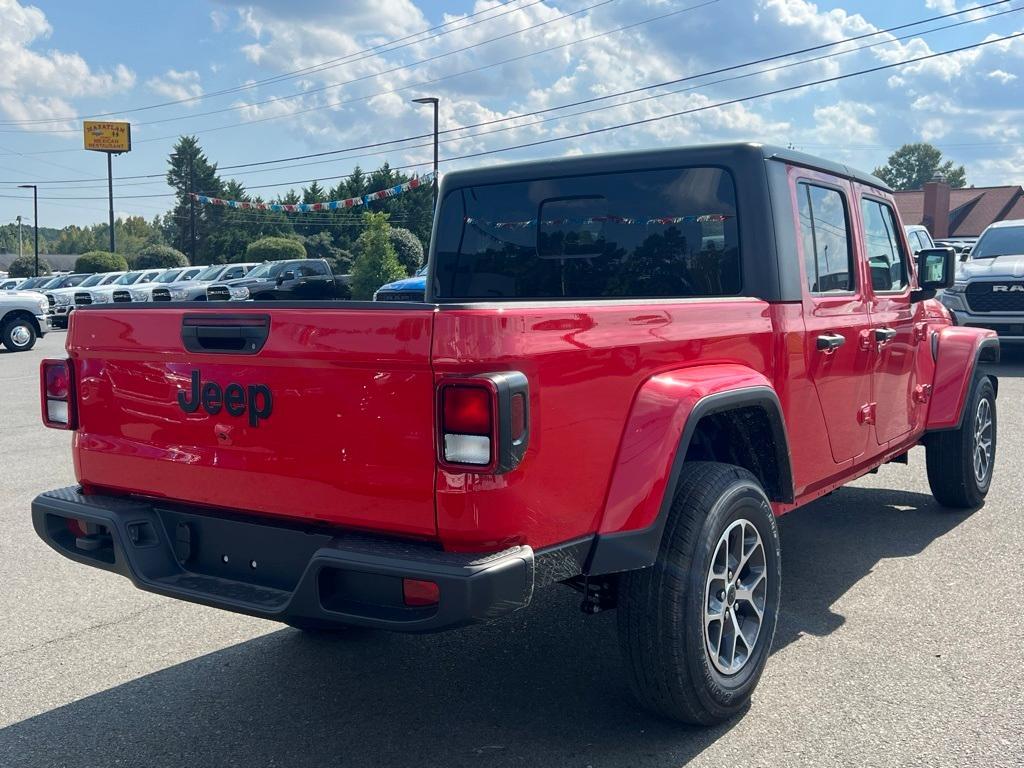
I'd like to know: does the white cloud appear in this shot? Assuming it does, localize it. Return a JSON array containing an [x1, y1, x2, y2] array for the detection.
[[0, 0, 135, 130], [198, 0, 1024, 188], [146, 69, 203, 102]]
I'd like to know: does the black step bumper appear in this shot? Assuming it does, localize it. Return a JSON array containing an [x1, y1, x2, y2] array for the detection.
[[32, 487, 535, 633]]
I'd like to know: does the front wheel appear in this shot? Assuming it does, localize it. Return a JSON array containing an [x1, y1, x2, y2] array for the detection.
[[617, 462, 781, 725], [1, 316, 37, 351], [926, 375, 996, 508]]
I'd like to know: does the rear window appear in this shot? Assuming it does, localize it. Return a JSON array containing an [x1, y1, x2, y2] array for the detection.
[[433, 166, 740, 300]]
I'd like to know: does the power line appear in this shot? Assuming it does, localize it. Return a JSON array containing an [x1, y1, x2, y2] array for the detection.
[[435, 31, 1024, 167], [5, 0, 1018, 196], [0, 0, 534, 126], [1, 0, 621, 134], [3, 0, 1011, 183]]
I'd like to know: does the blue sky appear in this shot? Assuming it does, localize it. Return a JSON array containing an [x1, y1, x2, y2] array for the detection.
[[1, 0, 1022, 229]]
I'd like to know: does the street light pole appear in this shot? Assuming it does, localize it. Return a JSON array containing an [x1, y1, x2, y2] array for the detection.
[[16, 215, 22, 260], [412, 97, 439, 211], [18, 185, 38, 277]]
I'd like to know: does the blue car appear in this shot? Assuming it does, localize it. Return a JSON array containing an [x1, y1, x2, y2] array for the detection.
[[373, 265, 427, 302]]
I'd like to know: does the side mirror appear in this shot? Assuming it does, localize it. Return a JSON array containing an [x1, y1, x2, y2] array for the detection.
[[959, 250, 970, 262], [912, 247, 955, 301]]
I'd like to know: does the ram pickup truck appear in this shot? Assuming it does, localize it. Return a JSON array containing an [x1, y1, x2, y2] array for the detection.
[[47, 272, 125, 329], [939, 219, 1024, 342], [33, 144, 997, 726], [206, 258, 350, 301], [0, 289, 49, 350], [151, 262, 257, 302]]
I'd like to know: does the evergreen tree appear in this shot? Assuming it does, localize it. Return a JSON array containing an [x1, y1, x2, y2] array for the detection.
[[166, 136, 223, 263], [350, 212, 405, 300]]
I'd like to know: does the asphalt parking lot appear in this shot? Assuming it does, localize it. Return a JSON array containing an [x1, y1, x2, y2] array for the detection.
[[1, 331, 1022, 768]]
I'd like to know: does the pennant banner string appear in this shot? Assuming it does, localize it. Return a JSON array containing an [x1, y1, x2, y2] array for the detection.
[[189, 171, 435, 213]]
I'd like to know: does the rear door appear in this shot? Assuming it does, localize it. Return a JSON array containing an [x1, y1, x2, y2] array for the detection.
[[857, 191, 919, 445], [69, 306, 439, 537], [794, 173, 875, 464]]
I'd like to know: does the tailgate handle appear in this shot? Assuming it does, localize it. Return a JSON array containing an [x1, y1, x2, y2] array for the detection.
[[181, 314, 270, 354]]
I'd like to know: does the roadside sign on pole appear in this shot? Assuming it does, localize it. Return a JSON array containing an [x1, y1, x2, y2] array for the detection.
[[83, 121, 131, 153]]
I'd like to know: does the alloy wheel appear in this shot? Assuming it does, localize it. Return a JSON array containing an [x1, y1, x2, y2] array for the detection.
[[704, 518, 767, 675]]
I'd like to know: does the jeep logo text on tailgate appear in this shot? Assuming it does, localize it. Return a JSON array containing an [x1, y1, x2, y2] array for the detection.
[[178, 371, 273, 427]]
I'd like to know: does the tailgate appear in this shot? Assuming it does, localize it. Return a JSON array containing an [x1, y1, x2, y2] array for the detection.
[[67, 305, 438, 537]]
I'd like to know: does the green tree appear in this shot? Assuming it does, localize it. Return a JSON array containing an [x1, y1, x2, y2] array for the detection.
[[873, 143, 967, 191], [7, 254, 51, 278], [387, 227, 424, 274], [350, 212, 405, 300], [134, 244, 188, 269], [245, 236, 307, 263], [55, 225, 98, 254], [75, 251, 129, 273], [166, 136, 223, 262]]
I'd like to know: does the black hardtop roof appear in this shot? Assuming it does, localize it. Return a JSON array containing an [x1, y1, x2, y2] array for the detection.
[[439, 142, 890, 193]]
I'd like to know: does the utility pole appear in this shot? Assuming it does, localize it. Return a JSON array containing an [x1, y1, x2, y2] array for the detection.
[[189, 155, 197, 265], [107, 152, 116, 253], [18, 185, 38, 277], [412, 97, 440, 212], [16, 215, 22, 260]]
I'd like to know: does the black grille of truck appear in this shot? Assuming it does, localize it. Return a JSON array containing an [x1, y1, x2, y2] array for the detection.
[[376, 291, 425, 302], [112, 290, 132, 303], [152, 288, 171, 302], [206, 286, 231, 301], [74, 292, 92, 306], [966, 282, 1024, 312]]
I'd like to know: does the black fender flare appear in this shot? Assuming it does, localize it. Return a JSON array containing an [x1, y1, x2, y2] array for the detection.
[[585, 386, 792, 576]]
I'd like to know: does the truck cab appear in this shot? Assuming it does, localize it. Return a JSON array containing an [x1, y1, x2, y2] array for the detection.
[[939, 218, 1024, 343], [32, 143, 995, 727]]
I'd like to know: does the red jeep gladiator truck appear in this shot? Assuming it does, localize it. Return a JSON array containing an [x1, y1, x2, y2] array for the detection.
[[33, 144, 997, 725]]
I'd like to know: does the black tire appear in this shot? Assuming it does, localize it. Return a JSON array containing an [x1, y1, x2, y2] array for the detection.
[[617, 462, 781, 725], [1, 315, 38, 352], [926, 375, 996, 508]]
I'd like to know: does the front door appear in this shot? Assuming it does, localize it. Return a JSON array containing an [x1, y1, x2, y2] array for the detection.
[[857, 191, 918, 445], [795, 175, 875, 464]]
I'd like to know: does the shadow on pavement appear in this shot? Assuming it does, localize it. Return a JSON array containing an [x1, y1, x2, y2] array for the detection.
[[0, 487, 973, 768]]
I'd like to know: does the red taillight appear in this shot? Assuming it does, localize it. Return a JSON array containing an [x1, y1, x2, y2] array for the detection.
[[510, 392, 526, 441], [402, 578, 440, 607], [40, 359, 75, 429], [443, 386, 491, 435], [45, 364, 69, 399], [437, 373, 530, 472], [441, 384, 493, 466]]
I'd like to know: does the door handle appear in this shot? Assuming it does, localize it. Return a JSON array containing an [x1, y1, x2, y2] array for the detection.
[[816, 333, 846, 353], [873, 327, 897, 344]]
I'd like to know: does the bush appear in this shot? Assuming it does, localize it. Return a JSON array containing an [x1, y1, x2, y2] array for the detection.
[[350, 213, 406, 300], [75, 251, 129, 273], [6, 254, 52, 278], [134, 244, 188, 270], [388, 227, 424, 274], [245, 236, 306, 263]]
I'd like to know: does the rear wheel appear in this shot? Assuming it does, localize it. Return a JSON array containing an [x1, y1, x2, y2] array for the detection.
[[1, 316, 37, 352], [617, 462, 781, 725], [926, 375, 996, 508]]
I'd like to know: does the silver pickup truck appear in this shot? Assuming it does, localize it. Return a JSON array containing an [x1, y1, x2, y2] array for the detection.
[[939, 219, 1024, 343], [0, 290, 50, 351]]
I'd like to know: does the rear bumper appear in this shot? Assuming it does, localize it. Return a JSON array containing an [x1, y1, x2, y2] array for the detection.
[[32, 487, 535, 633]]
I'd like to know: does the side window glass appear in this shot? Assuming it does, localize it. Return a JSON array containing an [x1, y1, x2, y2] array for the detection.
[[797, 182, 854, 294], [224, 268, 242, 279], [861, 199, 908, 292]]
